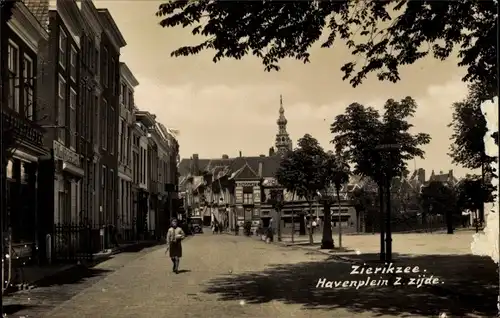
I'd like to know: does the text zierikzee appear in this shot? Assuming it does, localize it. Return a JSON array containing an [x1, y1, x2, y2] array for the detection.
[[315, 263, 443, 289]]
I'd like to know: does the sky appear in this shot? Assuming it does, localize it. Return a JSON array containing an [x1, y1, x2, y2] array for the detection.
[[96, 0, 489, 178]]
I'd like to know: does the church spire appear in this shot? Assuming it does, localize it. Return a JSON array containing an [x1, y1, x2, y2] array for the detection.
[[275, 95, 292, 155]]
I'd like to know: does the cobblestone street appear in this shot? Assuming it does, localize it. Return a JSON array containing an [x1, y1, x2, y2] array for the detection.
[[4, 232, 491, 318]]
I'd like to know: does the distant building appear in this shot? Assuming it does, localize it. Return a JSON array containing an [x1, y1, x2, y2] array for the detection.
[[178, 96, 357, 232]]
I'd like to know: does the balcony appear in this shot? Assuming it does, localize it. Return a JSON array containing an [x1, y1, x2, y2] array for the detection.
[[2, 108, 44, 149]]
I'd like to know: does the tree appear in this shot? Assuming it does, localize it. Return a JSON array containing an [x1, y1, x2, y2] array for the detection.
[[275, 134, 326, 245], [455, 175, 496, 231], [156, 1, 497, 94], [420, 181, 458, 234], [267, 188, 284, 242], [318, 151, 350, 249], [351, 187, 377, 233], [448, 84, 497, 223], [331, 97, 430, 259]]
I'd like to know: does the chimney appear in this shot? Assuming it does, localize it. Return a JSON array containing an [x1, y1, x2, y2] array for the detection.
[[448, 169, 453, 177], [222, 154, 229, 159], [192, 154, 199, 174], [239, 151, 242, 157], [259, 154, 265, 157], [258, 161, 263, 178]]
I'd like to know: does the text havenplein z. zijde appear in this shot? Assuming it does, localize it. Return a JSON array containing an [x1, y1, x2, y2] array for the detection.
[[315, 263, 442, 289]]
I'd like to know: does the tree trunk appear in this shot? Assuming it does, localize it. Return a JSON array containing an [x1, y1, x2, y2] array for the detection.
[[321, 201, 334, 249], [378, 185, 385, 261], [299, 211, 306, 236], [445, 209, 454, 234], [277, 208, 282, 242], [336, 189, 343, 249], [479, 162, 485, 224], [308, 203, 313, 245]]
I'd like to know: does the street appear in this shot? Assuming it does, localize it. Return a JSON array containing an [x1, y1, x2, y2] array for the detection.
[[4, 232, 498, 318]]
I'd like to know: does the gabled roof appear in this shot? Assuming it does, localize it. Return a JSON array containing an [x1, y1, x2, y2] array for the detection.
[[232, 163, 259, 180]]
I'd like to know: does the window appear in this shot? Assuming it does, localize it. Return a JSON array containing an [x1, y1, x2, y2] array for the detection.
[[70, 46, 77, 80], [22, 54, 34, 119], [123, 122, 130, 165], [94, 48, 99, 75], [128, 91, 133, 110], [110, 107, 114, 154], [101, 99, 107, 149], [110, 58, 116, 93], [243, 193, 253, 205], [69, 89, 77, 149], [101, 165, 106, 223], [57, 76, 66, 143], [59, 28, 67, 68], [101, 165, 106, 187], [120, 84, 126, 106], [102, 47, 108, 87], [118, 118, 123, 160], [243, 186, 254, 204], [94, 95, 99, 143], [6, 160, 14, 180], [7, 42, 19, 112]]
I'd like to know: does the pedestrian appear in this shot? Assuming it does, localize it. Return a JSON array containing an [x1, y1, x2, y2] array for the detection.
[[166, 219, 185, 274]]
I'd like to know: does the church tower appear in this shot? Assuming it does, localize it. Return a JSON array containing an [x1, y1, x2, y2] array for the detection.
[[275, 95, 292, 155]]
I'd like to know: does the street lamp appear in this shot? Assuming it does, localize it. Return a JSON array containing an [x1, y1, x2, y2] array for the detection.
[[375, 143, 401, 263]]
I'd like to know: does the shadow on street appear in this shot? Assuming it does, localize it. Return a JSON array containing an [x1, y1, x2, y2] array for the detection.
[[202, 253, 497, 317], [3, 304, 40, 315], [34, 265, 112, 288]]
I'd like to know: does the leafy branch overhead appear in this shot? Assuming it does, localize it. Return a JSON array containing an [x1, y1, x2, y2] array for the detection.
[[157, 1, 497, 90], [448, 83, 497, 171]]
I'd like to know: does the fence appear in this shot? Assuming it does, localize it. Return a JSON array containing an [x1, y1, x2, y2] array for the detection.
[[53, 223, 93, 263]]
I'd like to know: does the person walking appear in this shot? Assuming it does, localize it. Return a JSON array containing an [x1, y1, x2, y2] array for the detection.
[[166, 219, 185, 273]]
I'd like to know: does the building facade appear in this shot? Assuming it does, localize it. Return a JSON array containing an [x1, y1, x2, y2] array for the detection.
[[132, 112, 150, 239], [1, 0, 49, 265], [78, 0, 102, 249], [96, 8, 125, 243], [117, 63, 137, 241]]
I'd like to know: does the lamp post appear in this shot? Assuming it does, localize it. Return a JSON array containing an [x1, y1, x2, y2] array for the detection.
[[375, 143, 401, 263]]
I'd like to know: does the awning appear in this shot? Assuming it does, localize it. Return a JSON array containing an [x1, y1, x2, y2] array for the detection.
[[63, 162, 84, 177], [118, 171, 132, 182]]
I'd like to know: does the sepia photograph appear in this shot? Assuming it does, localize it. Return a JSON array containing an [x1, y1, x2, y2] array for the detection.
[[1, 0, 498, 317]]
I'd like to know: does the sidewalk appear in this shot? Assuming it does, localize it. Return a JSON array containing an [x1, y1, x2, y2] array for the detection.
[[4, 240, 161, 293]]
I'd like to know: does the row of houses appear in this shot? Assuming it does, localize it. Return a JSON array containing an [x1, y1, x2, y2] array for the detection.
[[178, 96, 359, 234], [178, 97, 461, 234], [1, 0, 179, 266]]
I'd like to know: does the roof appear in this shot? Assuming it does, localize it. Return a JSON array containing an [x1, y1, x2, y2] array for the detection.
[[23, 0, 49, 31], [178, 155, 281, 180]]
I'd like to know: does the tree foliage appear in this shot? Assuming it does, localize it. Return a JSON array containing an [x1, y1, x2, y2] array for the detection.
[[331, 97, 431, 186], [157, 1, 497, 91], [276, 134, 346, 244], [420, 181, 458, 234], [456, 175, 496, 213], [448, 84, 497, 170], [276, 134, 326, 203], [420, 181, 457, 215]]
